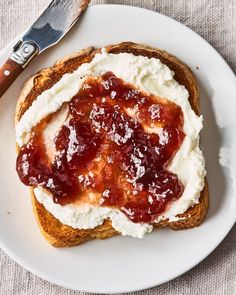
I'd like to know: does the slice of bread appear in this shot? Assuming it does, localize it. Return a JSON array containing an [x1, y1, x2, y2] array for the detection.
[[15, 42, 208, 247]]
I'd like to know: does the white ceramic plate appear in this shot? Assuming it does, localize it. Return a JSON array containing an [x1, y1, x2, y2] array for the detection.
[[0, 4, 235, 293]]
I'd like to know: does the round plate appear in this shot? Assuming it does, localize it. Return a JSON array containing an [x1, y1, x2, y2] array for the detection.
[[0, 4, 235, 293]]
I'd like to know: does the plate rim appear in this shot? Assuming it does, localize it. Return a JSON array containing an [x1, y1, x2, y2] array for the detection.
[[0, 4, 236, 293]]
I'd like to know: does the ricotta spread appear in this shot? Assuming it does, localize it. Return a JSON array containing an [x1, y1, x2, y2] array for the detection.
[[16, 48, 206, 238]]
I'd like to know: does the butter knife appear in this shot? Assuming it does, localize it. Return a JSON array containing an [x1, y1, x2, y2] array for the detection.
[[0, 0, 90, 98]]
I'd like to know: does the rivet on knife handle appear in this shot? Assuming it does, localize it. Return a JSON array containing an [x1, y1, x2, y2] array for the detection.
[[10, 41, 39, 67]]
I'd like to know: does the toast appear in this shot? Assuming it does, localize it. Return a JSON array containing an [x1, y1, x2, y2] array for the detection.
[[15, 42, 208, 247]]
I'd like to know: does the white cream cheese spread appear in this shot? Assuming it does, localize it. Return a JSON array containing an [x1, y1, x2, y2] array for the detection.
[[16, 48, 206, 238]]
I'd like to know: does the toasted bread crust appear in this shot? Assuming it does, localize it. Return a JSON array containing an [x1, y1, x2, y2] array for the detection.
[[15, 42, 208, 247]]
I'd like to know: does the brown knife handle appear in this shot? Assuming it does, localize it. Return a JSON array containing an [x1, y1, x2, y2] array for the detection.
[[0, 41, 39, 98], [0, 58, 23, 97]]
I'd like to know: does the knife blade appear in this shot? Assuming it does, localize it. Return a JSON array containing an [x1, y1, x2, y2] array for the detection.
[[0, 0, 90, 98]]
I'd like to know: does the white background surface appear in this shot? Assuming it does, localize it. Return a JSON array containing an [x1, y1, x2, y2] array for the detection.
[[0, 1, 236, 295]]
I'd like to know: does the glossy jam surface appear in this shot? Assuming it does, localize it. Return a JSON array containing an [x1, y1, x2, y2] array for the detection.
[[17, 72, 185, 223]]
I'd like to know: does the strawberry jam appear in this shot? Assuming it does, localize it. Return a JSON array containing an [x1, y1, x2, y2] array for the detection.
[[16, 72, 185, 223]]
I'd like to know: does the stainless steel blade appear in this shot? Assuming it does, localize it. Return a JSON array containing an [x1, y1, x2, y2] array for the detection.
[[9, 0, 90, 68], [0, 0, 90, 98], [23, 0, 90, 52]]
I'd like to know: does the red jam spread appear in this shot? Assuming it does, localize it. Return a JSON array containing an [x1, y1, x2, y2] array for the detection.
[[16, 72, 185, 223]]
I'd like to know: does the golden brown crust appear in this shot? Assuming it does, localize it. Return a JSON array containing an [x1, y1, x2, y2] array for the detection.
[[30, 189, 117, 247], [15, 42, 208, 247]]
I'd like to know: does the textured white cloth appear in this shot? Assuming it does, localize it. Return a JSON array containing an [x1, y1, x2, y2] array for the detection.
[[0, 1, 236, 294]]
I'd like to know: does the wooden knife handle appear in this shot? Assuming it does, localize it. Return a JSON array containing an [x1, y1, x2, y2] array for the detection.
[[0, 41, 39, 98], [0, 58, 24, 97]]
